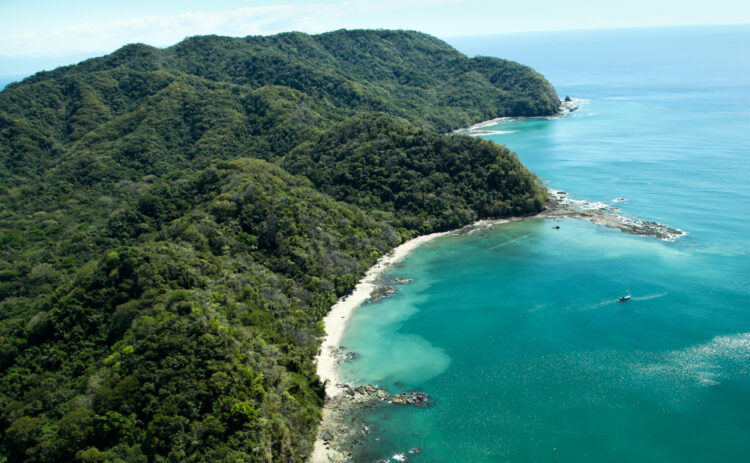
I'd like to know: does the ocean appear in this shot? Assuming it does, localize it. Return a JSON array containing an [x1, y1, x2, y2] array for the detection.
[[336, 25, 750, 462], [0, 75, 23, 90]]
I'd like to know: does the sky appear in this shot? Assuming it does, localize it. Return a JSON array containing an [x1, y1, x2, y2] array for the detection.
[[1, 0, 749, 76]]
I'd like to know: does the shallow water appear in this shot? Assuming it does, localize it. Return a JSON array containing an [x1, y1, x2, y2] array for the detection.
[[339, 25, 750, 462]]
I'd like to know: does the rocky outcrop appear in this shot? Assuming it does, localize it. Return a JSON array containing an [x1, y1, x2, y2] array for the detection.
[[544, 189, 687, 241], [369, 278, 414, 303], [386, 278, 414, 285], [391, 392, 431, 407], [559, 97, 580, 115], [370, 285, 397, 302], [328, 345, 359, 367], [313, 384, 432, 462]]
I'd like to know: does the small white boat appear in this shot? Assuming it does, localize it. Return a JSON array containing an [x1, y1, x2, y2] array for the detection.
[[618, 295, 631, 302]]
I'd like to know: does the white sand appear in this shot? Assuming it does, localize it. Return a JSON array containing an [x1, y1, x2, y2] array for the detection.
[[315, 230, 449, 398], [309, 230, 450, 463], [308, 406, 343, 463], [309, 220, 525, 462]]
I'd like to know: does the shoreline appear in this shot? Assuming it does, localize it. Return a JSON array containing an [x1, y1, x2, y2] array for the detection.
[[309, 230, 449, 463], [314, 230, 450, 400], [451, 98, 586, 135], [309, 193, 686, 462]]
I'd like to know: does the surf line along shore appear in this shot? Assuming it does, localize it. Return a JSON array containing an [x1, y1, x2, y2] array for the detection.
[[309, 227, 458, 463], [314, 230, 450, 399], [309, 193, 686, 462]]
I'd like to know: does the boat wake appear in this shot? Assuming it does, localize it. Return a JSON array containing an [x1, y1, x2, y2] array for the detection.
[[577, 292, 667, 312], [631, 292, 668, 302], [487, 232, 534, 250]]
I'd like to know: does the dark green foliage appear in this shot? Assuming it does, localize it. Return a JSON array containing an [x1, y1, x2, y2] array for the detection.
[[0, 29, 556, 461], [284, 113, 546, 233]]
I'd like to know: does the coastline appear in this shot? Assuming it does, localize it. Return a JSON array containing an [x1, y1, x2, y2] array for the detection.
[[310, 98, 685, 461], [310, 230, 449, 463], [451, 98, 586, 135], [309, 192, 686, 462], [315, 230, 451, 399], [309, 218, 516, 463], [541, 190, 687, 241]]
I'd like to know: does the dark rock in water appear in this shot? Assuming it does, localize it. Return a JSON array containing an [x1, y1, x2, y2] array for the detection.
[[320, 430, 334, 441], [391, 392, 431, 407], [388, 277, 414, 285], [355, 384, 379, 395], [391, 394, 407, 404], [345, 351, 360, 361], [394, 381, 405, 387], [377, 460, 390, 463], [553, 225, 560, 229], [370, 285, 397, 302], [565, 95, 572, 102]]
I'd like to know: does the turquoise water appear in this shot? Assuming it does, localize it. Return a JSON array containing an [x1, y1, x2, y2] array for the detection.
[[338, 26, 750, 462]]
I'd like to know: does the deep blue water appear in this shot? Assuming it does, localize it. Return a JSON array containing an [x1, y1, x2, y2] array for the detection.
[[337, 25, 750, 462]]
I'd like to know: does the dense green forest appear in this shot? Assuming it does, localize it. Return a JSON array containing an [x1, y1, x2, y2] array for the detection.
[[0, 30, 556, 462]]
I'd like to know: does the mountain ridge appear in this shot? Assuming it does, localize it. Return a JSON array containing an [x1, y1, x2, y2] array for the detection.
[[0, 30, 556, 462]]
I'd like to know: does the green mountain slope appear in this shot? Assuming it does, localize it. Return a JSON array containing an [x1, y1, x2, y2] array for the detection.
[[0, 30, 556, 462]]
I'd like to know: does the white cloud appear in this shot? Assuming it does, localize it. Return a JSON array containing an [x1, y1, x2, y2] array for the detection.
[[0, 0, 459, 57], [6, 0, 743, 60]]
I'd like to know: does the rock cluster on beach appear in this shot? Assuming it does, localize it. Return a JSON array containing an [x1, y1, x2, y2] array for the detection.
[[370, 285, 397, 302], [328, 383, 432, 410], [315, 383, 432, 462], [327, 345, 362, 365]]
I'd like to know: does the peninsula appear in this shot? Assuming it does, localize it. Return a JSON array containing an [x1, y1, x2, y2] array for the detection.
[[0, 30, 558, 461]]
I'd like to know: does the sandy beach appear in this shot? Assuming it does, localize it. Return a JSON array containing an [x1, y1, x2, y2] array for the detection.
[[309, 230, 451, 462], [308, 218, 522, 463], [315, 230, 450, 399], [308, 216, 521, 463]]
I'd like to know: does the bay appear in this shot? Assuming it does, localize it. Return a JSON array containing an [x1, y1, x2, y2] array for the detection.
[[337, 25, 750, 462]]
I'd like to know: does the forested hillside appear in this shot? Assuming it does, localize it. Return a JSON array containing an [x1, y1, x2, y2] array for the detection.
[[0, 30, 555, 462]]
